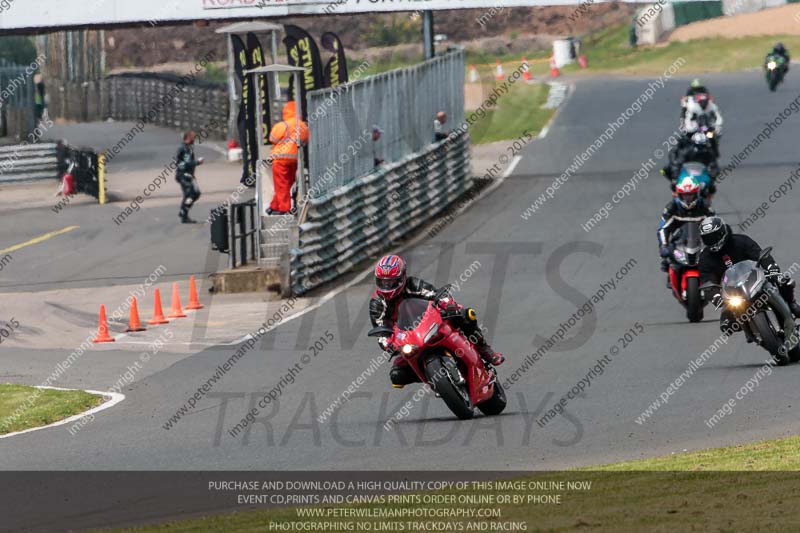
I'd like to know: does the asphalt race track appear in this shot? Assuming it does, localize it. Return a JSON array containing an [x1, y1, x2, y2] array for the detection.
[[4, 71, 800, 481]]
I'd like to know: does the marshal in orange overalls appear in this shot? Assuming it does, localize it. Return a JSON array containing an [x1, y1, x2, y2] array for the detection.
[[269, 101, 309, 213]]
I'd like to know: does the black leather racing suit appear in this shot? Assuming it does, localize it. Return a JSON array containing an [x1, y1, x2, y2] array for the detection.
[[663, 136, 719, 191], [699, 231, 799, 334], [176, 143, 201, 220]]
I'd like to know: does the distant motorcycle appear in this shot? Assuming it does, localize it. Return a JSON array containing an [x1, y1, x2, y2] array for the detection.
[[765, 54, 787, 92], [667, 219, 706, 323], [368, 285, 506, 420], [703, 247, 800, 365]]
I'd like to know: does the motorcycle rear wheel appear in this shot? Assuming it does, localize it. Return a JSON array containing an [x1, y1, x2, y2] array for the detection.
[[425, 356, 474, 420]]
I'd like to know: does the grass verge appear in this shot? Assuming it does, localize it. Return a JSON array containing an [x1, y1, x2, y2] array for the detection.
[[103, 435, 800, 533], [468, 82, 555, 145], [470, 24, 800, 80], [565, 24, 800, 75], [0, 383, 103, 435]]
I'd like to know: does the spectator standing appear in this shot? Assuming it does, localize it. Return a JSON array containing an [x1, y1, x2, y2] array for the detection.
[[267, 101, 309, 215], [434, 111, 449, 142], [33, 73, 46, 125], [372, 124, 385, 167], [176, 131, 204, 224]]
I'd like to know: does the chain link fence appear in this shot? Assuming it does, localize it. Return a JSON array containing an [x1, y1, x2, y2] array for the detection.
[[306, 48, 465, 200]]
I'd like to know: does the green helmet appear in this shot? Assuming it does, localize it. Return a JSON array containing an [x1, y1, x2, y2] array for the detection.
[[690, 78, 703, 89]]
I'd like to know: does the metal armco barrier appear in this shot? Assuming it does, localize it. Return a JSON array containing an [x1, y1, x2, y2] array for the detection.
[[0, 142, 59, 182], [290, 132, 470, 295], [106, 73, 228, 139]]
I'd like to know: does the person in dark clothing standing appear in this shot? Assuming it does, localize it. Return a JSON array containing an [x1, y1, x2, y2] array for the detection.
[[176, 131, 203, 224], [33, 73, 46, 125], [699, 216, 800, 335]]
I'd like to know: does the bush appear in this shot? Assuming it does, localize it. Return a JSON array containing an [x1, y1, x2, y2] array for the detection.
[[365, 17, 419, 47], [0, 36, 37, 65]]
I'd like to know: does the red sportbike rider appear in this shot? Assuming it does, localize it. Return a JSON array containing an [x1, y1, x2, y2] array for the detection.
[[369, 255, 504, 387]]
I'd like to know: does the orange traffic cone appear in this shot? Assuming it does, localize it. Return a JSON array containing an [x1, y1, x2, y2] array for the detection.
[[522, 57, 533, 82], [126, 297, 147, 332], [549, 54, 560, 78], [495, 60, 504, 81], [186, 275, 204, 310], [168, 282, 187, 318], [148, 288, 169, 325], [469, 64, 479, 83], [92, 304, 115, 343]]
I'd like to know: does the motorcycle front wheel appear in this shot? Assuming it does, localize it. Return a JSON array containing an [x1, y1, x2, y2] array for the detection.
[[751, 311, 790, 365], [686, 277, 703, 323], [768, 72, 779, 92], [425, 355, 474, 420], [477, 380, 507, 416]]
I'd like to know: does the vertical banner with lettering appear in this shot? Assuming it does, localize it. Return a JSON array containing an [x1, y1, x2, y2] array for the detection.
[[231, 34, 255, 186], [246, 32, 271, 148], [321, 32, 349, 88], [283, 24, 324, 121]]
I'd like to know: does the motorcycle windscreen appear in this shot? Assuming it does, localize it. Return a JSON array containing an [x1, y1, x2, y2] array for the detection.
[[396, 298, 432, 331], [722, 260, 764, 299]]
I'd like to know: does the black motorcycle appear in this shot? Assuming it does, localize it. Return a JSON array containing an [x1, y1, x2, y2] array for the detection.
[[662, 122, 720, 192], [703, 247, 800, 365]]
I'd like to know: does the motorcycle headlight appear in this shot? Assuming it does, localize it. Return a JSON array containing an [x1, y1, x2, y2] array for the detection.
[[706, 131, 714, 139], [768, 61, 777, 70], [401, 344, 418, 355], [727, 296, 744, 308], [673, 248, 687, 265]]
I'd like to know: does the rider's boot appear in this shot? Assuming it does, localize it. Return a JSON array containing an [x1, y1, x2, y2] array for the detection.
[[476, 342, 504, 366]]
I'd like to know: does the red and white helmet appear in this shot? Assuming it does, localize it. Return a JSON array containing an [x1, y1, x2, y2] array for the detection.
[[375, 255, 407, 300], [675, 176, 701, 210]]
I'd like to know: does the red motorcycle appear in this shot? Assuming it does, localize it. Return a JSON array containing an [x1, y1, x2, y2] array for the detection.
[[667, 218, 706, 322], [368, 285, 506, 420]]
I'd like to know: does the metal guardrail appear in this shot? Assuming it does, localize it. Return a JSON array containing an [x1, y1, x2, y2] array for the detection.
[[106, 73, 228, 139], [228, 199, 259, 269], [291, 131, 471, 295], [0, 142, 59, 183]]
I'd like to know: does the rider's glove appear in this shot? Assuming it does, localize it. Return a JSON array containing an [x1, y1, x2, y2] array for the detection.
[[766, 263, 781, 276], [711, 293, 724, 308], [659, 246, 671, 258], [437, 297, 460, 315], [378, 337, 392, 352]]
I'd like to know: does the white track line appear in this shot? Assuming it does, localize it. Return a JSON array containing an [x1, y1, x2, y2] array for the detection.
[[503, 155, 522, 178], [0, 387, 125, 440]]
